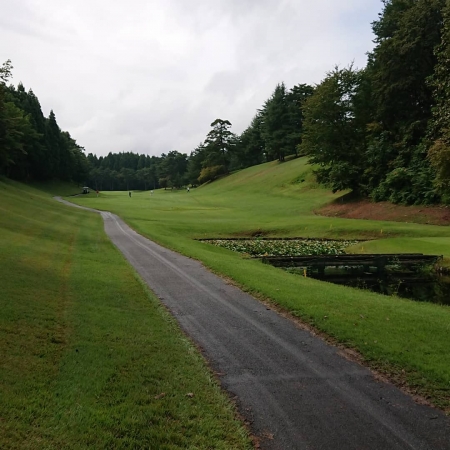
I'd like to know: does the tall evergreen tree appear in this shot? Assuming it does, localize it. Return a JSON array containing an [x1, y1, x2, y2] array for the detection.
[[286, 84, 315, 156], [204, 119, 235, 171], [45, 110, 62, 178], [261, 83, 290, 162], [186, 143, 207, 185], [235, 112, 266, 168], [21, 88, 48, 179]]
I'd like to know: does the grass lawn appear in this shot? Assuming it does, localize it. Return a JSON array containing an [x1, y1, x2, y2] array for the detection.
[[71, 157, 450, 412], [0, 178, 251, 449]]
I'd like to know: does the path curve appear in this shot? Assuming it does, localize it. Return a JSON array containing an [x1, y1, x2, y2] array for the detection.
[[56, 197, 450, 450]]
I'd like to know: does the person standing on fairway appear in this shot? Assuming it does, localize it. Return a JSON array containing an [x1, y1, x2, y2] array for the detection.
[[129, 191, 131, 198]]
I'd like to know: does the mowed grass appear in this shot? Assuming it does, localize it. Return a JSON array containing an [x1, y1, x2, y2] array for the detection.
[[0, 178, 251, 449], [72, 157, 450, 411]]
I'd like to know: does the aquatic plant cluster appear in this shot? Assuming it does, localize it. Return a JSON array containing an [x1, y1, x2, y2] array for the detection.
[[203, 239, 359, 257]]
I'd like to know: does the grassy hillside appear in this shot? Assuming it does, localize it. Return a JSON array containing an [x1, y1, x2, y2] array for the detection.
[[0, 178, 251, 449], [71, 157, 450, 412]]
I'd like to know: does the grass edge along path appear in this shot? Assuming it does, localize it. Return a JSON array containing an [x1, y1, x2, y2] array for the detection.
[[0, 179, 252, 449]]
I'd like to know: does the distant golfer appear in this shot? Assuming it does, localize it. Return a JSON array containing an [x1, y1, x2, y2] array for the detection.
[[187, 187, 190, 192], [96, 190, 99, 197], [129, 191, 131, 198], [150, 190, 153, 196]]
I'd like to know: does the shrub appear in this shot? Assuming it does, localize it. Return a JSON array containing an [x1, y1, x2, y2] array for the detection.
[[198, 165, 227, 184]]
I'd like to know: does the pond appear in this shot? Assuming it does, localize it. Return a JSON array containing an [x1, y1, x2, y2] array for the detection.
[[286, 266, 450, 306], [202, 238, 449, 305]]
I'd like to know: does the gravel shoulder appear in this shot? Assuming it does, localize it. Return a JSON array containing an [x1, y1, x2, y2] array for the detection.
[[56, 198, 450, 450]]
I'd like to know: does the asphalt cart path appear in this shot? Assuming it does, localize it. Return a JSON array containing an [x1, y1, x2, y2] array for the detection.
[[56, 198, 450, 450]]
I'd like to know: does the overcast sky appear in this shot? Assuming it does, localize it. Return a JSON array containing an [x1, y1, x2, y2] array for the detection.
[[2, 0, 383, 157]]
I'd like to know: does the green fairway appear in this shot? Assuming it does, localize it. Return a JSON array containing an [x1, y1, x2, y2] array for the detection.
[[71, 157, 450, 412], [0, 178, 251, 449]]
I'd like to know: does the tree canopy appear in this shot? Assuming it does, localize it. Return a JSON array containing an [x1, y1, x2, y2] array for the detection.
[[301, 66, 369, 194], [3, 1, 450, 204], [0, 64, 89, 183], [298, 0, 449, 204]]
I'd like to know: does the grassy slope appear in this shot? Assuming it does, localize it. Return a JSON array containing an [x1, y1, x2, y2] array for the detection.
[[72, 157, 450, 411], [0, 178, 251, 449]]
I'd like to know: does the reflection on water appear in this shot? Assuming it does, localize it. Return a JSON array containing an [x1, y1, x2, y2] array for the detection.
[[286, 267, 450, 305]]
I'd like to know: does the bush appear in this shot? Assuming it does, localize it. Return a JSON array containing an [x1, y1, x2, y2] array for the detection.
[[198, 165, 227, 184]]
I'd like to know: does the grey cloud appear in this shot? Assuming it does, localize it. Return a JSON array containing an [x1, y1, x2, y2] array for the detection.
[[1, 0, 383, 157]]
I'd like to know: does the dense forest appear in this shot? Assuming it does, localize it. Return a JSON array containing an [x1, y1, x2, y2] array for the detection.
[[2, 0, 450, 204], [0, 60, 89, 184]]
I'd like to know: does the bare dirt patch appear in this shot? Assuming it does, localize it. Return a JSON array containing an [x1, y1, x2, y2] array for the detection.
[[317, 197, 450, 226]]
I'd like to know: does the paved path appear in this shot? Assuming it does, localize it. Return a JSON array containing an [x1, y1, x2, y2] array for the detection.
[[57, 198, 450, 450]]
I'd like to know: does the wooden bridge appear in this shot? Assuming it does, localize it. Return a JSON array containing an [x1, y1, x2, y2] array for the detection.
[[261, 253, 442, 275]]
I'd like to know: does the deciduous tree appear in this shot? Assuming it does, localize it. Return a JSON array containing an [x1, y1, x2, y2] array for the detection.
[[301, 65, 369, 194]]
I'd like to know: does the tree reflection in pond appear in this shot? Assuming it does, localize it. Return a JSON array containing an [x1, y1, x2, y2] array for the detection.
[[286, 267, 450, 305]]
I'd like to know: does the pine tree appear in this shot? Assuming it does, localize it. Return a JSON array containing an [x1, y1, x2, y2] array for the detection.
[[45, 110, 62, 178], [204, 119, 235, 171], [261, 83, 289, 162], [286, 84, 314, 156], [235, 112, 265, 168]]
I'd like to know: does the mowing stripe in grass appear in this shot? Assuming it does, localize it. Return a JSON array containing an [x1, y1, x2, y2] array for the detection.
[[0, 179, 252, 449]]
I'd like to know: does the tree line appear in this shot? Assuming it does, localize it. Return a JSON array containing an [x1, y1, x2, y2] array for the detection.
[[0, 60, 89, 184], [301, 0, 450, 204], [2, 1, 450, 204], [0, 57, 313, 191], [86, 83, 313, 191]]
